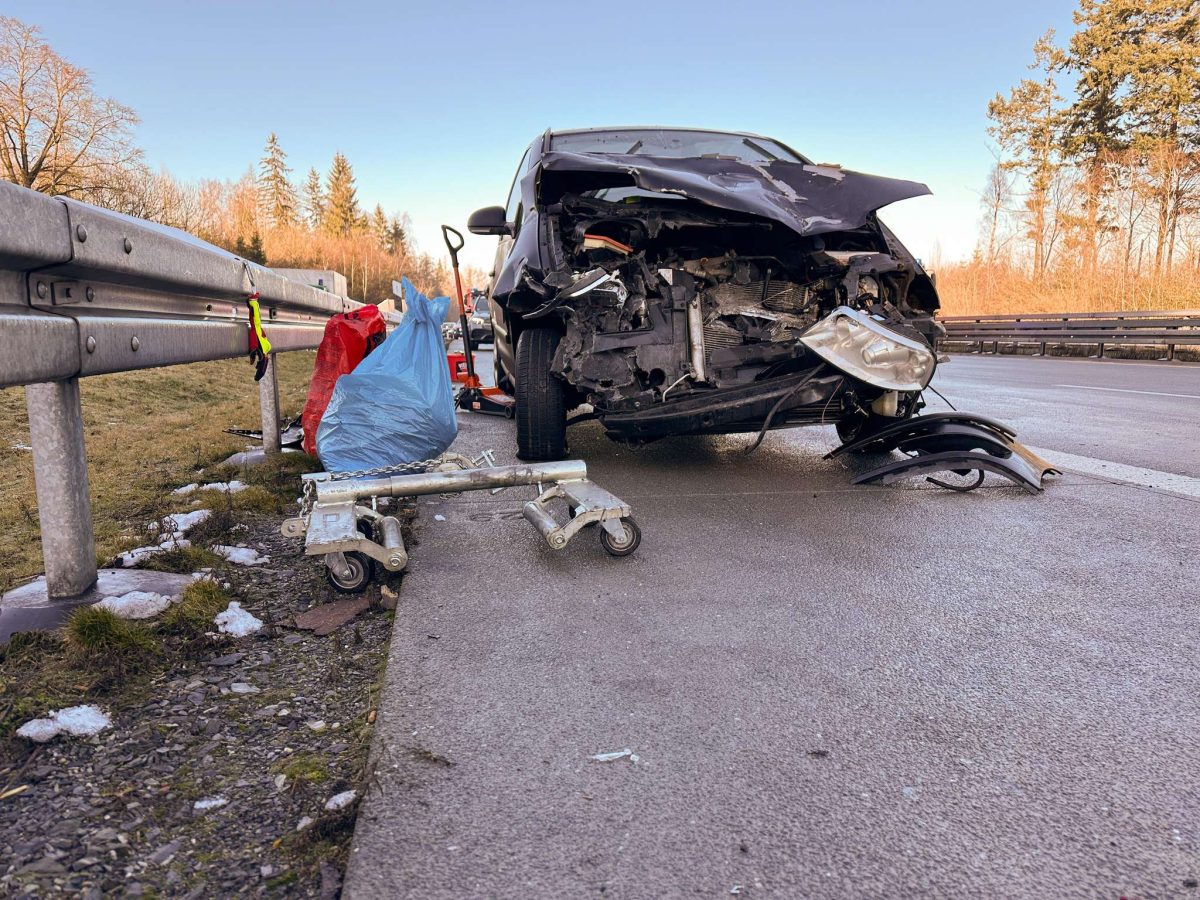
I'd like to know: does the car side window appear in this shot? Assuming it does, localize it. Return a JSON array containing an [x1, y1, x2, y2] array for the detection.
[[505, 147, 532, 229]]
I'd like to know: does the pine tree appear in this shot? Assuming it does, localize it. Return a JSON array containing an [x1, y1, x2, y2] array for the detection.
[[988, 31, 1069, 277], [248, 231, 267, 265], [302, 167, 325, 231], [324, 153, 361, 237], [257, 133, 298, 229], [387, 214, 407, 256], [370, 204, 389, 250]]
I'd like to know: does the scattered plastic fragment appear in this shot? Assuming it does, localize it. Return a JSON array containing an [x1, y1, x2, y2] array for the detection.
[[193, 796, 228, 812], [173, 480, 248, 496], [296, 816, 314, 831], [433, 514, 446, 522], [214, 601, 264, 637], [17, 705, 111, 742], [212, 545, 269, 566], [230, 682, 260, 694], [731, 887, 744, 896], [590, 748, 640, 763], [324, 790, 358, 811], [94, 590, 172, 620]]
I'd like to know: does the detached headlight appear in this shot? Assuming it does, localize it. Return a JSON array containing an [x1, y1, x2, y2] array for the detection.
[[800, 306, 935, 391]]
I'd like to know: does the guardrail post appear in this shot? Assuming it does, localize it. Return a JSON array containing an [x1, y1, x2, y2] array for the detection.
[[259, 352, 282, 455], [1167, 343, 1175, 362], [24, 379, 98, 598]]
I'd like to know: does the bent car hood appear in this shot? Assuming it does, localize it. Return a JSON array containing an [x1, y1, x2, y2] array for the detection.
[[535, 151, 931, 236]]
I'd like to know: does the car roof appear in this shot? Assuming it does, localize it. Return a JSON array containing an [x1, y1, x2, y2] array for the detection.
[[550, 125, 781, 141]]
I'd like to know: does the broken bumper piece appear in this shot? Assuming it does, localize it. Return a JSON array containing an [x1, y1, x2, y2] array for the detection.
[[827, 412, 1059, 493]]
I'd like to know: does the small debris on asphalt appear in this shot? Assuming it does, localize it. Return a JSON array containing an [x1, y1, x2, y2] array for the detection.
[[16, 705, 112, 742], [214, 600, 264, 636], [807, 749, 830, 758], [433, 514, 446, 521], [590, 748, 640, 763], [324, 790, 358, 811], [94, 590, 172, 619]]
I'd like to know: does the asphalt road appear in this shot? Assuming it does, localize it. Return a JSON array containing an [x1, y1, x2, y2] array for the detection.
[[344, 354, 1200, 899]]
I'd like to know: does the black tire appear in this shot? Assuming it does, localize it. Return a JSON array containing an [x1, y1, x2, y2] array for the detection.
[[515, 327, 567, 461], [600, 517, 641, 557], [326, 551, 374, 593]]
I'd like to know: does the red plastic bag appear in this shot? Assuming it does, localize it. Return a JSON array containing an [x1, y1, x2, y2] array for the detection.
[[301, 305, 386, 456]]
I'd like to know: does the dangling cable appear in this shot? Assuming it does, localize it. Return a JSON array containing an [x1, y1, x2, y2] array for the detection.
[[743, 369, 821, 455], [926, 384, 957, 411]]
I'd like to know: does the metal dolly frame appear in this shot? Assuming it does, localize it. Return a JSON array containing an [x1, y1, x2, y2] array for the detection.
[[282, 457, 640, 592]]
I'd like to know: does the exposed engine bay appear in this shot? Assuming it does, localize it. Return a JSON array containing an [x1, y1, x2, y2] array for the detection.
[[542, 193, 941, 415]]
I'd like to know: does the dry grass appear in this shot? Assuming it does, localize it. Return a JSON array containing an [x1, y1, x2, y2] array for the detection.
[[938, 263, 1200, 316], [0, 352, 315, 593]]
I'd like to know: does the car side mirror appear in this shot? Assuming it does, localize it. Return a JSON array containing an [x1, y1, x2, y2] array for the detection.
[[467, 205, 511, 236]]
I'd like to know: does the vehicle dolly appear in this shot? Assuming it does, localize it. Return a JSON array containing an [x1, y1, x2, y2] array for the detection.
[[282, 454, 641, 592]]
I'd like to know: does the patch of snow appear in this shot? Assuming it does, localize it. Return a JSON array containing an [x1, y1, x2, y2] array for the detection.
[[148, 509, 211, 535], [173, 480, 247, 496], [17, 705, 111, 742], [212, 545, 269, 566], [95, 591, 172, 620], [229, 682, 260, 694], [193, 796, 228, 812], [324, 790, 358, 812], [296, 816, 314, 831], [214, 601, 263, 637]]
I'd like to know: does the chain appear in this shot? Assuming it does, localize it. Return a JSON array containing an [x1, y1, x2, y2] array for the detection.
[[326, 457, 444, 481]]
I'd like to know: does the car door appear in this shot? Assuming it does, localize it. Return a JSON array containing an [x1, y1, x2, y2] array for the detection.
[[490, 143, 535, 382]]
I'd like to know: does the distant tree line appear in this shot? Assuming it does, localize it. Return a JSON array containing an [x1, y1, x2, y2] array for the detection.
[[0, 16, 484, 303], [944, 0, 1200, 314]]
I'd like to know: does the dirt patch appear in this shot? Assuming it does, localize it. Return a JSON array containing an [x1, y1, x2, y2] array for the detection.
[[0, 505, 409, 897]]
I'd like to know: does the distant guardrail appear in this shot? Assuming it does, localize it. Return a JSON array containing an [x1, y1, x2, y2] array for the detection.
[[939, 309, 1200, 361], [0, 181, 364, 601]]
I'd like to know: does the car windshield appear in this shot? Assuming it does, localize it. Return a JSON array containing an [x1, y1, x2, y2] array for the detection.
[[551, 129, 805, 164], [473, 296, 489, 314]]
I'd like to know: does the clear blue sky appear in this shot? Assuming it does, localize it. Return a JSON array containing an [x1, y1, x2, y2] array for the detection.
[[13, 0, 1078, 271]]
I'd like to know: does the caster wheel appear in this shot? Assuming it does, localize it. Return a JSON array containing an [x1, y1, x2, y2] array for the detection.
[[600, 517, 641, 557], [326, 551, 375, 593]]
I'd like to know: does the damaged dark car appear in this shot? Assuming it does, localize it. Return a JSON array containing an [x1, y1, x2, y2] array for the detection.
[[469, 127, 945, 461]]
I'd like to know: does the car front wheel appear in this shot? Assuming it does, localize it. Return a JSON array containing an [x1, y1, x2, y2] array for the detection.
[[515, 327, 567, 461]]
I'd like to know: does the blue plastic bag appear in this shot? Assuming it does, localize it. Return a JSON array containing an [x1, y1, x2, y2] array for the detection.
[[315, 278, 457, 471]]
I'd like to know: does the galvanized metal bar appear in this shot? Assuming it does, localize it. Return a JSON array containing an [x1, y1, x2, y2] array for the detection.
[[259, 353, 282, 455], [24, 379, 98, 598], [314, 461, 589, 504]]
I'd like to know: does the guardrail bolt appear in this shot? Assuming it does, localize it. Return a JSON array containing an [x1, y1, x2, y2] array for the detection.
[[123, 238, 132, 254], [130, 336, 140, 351], [75, 224, 87, 242], [35, 281, 48, 299], [85, 336, 96, 353], [85, 287, 95, 302]]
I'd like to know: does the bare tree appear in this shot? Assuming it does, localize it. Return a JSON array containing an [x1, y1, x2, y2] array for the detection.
[[0, 16, 140, 198]]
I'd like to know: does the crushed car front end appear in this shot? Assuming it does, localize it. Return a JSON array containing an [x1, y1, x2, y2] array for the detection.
[[477, 128, 944, 456]]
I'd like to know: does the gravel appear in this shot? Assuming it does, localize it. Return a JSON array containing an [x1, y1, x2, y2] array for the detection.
[[1, 510, 401, 897]]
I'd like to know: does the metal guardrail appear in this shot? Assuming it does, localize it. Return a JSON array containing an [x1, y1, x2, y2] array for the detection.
[[939, 309, 1200, 360], [0, 181, 363, 600]]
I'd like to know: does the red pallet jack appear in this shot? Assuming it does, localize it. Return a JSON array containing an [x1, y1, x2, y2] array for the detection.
[[442, 224, 515, 418]]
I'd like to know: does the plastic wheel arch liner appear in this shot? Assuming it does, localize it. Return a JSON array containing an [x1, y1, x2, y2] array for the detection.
[[827, 412, 1060, 492]]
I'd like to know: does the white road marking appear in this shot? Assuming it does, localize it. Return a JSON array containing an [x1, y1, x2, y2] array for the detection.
[[1055, 384, 1200, 400], [1028, 446, 1200, 500]]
